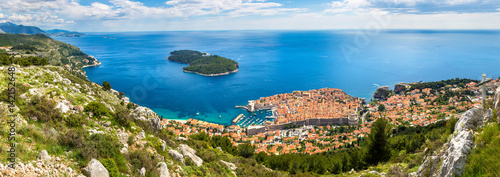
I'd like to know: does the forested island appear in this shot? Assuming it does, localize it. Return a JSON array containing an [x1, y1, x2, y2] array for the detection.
[[167, 50, 239, 76]]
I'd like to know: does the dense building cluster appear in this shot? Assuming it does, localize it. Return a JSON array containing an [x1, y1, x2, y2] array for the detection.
[[253, 88, 362, 125], [160, 79, 499, 155]]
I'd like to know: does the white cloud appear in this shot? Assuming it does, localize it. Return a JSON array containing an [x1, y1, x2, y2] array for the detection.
[[0, 0, 304, 28], [0, 0, 499, 31], [163, 0, 303, 17], [324, 0, 389, 15], [325, 0, 371, 13]]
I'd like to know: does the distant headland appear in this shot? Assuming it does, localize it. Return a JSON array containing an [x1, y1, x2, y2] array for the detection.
[[167, 50, 239, 76]]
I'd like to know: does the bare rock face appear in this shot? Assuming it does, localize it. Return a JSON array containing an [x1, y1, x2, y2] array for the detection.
[[151, 117, 163, 130], [136, 130, 146, 141], [161, 139, 167, 152], [138, 167, 146, 176], [83, 159, 109, 177], [156, 162, 171, 177], [417, 108, 492, 177], [178, 144, 203, 167], [168, 150, 184, 164], [55, 100, 72, 113], [178, 144, 196, 155], [220, 160, 237, 171], [439, 131, 475, 177], [454, 108, 492, 133], [438, 108, 492, 177], [495, 86, 500, 124]]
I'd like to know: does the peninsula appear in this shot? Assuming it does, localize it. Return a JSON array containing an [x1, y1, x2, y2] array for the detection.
[[167, 50, 239, 76]]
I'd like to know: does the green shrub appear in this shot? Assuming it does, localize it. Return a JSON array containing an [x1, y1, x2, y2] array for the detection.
[[128, 135, 135, 146], [238, 143, 255, 158], [190, 132, 210, 141], [0, 82, 30, 103], [127, 150, 158, 176], [102, 81, 112, 91], [101, 158, 120, 177], [20, 96, 62, 124], [113, 108, 132, 128], [65, 114, 85, 127], [127, 103, 134, 109], [84, 102, 111, 119], [463, 124, 500, 177], [210, 135, 237, 155]]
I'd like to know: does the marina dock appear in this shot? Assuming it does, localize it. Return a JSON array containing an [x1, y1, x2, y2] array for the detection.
[[232, 114, 245, 124]]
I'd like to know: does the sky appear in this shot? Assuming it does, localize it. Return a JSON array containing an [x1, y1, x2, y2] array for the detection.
[[0, 0, 499, 32]]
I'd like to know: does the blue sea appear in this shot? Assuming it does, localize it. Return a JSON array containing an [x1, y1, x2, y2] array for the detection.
[[57, 30, 500, 125]]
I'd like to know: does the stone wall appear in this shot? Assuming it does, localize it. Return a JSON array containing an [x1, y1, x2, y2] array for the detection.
[[247, 117, 358, 135]]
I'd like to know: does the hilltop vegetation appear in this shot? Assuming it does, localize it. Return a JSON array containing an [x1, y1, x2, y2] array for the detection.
[[408, 78, 478, 92], [0, 33, 99, 74], [168, 50, 238, 75]]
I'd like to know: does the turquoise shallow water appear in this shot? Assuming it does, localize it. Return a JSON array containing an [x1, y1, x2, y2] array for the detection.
[[57, 30, 500, 125]]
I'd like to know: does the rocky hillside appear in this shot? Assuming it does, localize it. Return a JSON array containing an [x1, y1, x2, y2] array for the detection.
[[0, 33, 99, 75], [0, 65, 281, 176]]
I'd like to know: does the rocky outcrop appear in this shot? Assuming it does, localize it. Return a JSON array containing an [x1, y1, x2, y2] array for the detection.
[[0, 158, 79, 176], [373, 86, 391, 100], [394, 83, 407, 94], [416, 108, 492, 177], [495, 86, 500, 124], [178, 144, 203, 167], [151, 117, 163, 130], [55, 100, 73, 113], [220, 160, 237, 171], [37, 150, 51, 161], [169, 150, 184, 164], [156, 162, 171, 177], [138, 167, 146, 176], [454, 108, 491, 133], [136, 130, 146, 141], [83, 159, 109, 177]]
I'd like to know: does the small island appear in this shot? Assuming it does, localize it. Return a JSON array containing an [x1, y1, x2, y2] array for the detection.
[[167, 50, 239, 76]]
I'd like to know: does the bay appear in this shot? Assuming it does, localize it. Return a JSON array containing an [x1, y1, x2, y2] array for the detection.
[[57, 30, 500, 125]]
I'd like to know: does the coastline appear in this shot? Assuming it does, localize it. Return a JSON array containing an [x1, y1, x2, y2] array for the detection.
[[182, 68, 238, 76], [167, 119, 188, 124], [82, 62, 102, 68]]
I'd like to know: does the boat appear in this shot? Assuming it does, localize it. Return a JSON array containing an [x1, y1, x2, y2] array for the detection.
[[254, 113, 257, 116], [219, 115, 221, 119], [196, 111, 199, 116]]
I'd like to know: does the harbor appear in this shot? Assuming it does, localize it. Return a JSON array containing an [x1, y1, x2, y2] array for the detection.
[[231, 109, 276, 127]]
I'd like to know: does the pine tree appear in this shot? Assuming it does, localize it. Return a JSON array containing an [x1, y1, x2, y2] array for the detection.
[[102, 81, 111, 91], [365, 117, 389, 165]]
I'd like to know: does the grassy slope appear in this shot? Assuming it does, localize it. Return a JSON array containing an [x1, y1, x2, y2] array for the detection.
[[0, 65, 280, 176]]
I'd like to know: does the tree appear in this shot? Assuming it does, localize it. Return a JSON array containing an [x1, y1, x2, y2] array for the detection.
[[378, 104, 385, 112], [365, 117, 390, 165], [238, 142, 255, 158], [127, 103, 134, 109], [102, 81, 111, 91]]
